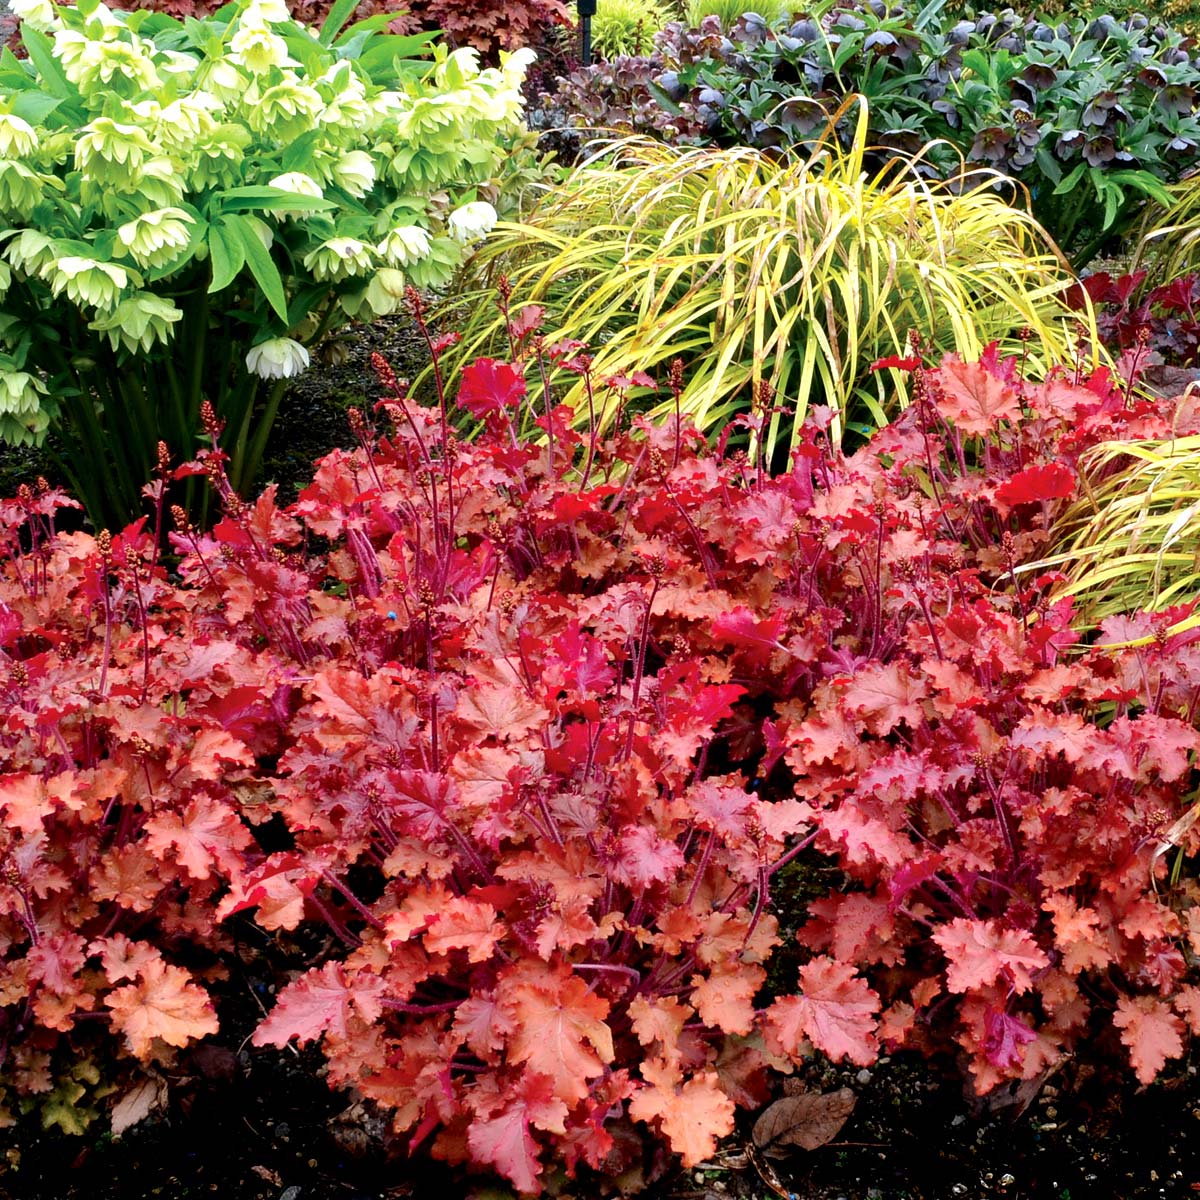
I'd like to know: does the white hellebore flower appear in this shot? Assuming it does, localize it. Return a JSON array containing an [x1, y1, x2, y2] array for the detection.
[[330, 151, 375, 198], [303, 237, 373, 282], [229, 19, 294, 74], [268, 171, 323, 199], [246, 337, 309, 380], [377, 225, 431, 267], [244, 0, 291, 23], [6, 230, 57, 275], [116, 208, 195, 269], [9, 0, 57, 32], [447, 201, 497, 244], [89, 293, 183, 354], [48, 256, 131, 312], [0, 114, 38, 158]]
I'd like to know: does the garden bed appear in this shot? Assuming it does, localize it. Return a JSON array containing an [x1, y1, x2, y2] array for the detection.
[[5, 1046, 1199, 1199]]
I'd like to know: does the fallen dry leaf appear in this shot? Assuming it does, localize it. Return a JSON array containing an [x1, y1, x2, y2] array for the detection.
[[752, 1087, 857, 1158], [111, 1074, 168, 1137]]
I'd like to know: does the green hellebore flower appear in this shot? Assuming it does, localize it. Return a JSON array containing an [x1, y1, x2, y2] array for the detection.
[[330, 150, 375, 198], [88, 292, 183, 354], [116, 208, 195, 269], [6, 229, 57, 275], [377, 224, 431, 267], [447, 200, 497, 244], [69, 36, 161, 96], [48, 256, 133, 312], [228, 21, 295, 74], [364, 267, 407, 315], [247, 76, 324, 142], [9, 0, 57, 34], [302, 236, 373, 282], [268, 170, 323, 199], [0, 368, 47, 414], [245, 336, 309, 380], [0, 114, 38, 158], [0, 368, 49, 444], [195, 57, 247, 104], [0, 161, 45, 219], [74, 117, 154, 184], [189, 124, 251, 191]]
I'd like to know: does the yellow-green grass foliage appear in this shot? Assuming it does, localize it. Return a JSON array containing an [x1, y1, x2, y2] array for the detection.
[[446, 112, 1089, 461], [1037, 435, 1200, 631], [684, 0, 793, 26], [1133, 178, 1200, 289], [592, 0, 671, 58]]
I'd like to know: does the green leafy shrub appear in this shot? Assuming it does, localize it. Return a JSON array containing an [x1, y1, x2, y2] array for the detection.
[[0, 0, 534, 527], [547, 0, 1199, 260]]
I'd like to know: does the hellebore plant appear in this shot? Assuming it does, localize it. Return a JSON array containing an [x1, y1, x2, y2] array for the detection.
[[0, 0, 533, 527]]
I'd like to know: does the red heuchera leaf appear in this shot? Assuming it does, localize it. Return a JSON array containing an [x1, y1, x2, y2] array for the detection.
[[765, 957, 880, 1066], [467, 1074, 568, 1193], [252, 963, 386, 1047], [504, 971, 615, 1104], [710, 607, 786, 666], [983, 1008, 1038, 1070], [935, 355, 1023, 434], [1113, 994, 1186, 1085], [932, 918, 1050, 994], [106, 960, 219, 1059], [993, 462, 1076, 511], [869, 354, 921, 372], [458, 358, 526, 418]]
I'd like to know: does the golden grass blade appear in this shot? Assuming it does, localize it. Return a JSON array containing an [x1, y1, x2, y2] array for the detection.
[[442, 104, 1087, 458]]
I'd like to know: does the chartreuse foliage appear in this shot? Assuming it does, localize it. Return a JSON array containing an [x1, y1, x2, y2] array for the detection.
[[1035, 436, 1200, 632], [684, 0, 792, 27], [1133, 179, 1200, 290], [591, 0, 671, 59], [446, 113, 1088, 461], [0, 0, 534, 527], [5, 324, 1200, 1186]]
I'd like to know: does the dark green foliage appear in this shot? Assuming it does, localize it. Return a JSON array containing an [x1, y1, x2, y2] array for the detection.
[[547, 0, 1200, 261]]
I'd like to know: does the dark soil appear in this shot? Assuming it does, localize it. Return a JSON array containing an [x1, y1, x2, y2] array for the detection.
[[4, 1033, 1200, 1200]]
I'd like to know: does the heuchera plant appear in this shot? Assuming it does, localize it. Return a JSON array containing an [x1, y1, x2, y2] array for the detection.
[[0, 0, 533, 526], [1068, 268, 1200, 371], [3, 307, 1200, 1188]]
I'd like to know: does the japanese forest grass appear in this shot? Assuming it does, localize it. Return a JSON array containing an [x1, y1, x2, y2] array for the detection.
[[442, 110, 1096, 463]]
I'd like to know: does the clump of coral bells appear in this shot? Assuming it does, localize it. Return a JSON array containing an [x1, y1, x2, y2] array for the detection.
[[3, 325, 1200, 1191]]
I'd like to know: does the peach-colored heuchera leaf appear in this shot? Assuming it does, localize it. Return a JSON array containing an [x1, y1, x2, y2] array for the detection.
[[1114, 994, 1186, 1085], [506, 972, 614, 1104], [628, 1062, 736, 1167], [106, 960, 218, 1059]]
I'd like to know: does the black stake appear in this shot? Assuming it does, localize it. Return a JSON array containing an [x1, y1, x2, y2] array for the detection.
[[577, 0, 596, 65]]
